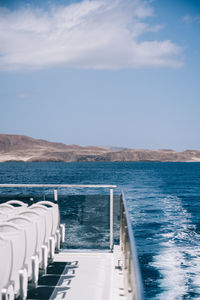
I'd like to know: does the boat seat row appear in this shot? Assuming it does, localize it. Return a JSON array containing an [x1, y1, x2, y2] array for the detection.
[[0, 200, 65, 300]]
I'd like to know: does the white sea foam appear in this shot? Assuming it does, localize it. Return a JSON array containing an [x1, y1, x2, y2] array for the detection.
[[151, 247, 187, 299], [150, 195, 200, 299]]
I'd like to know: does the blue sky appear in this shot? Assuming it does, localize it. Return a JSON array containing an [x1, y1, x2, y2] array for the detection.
[[0, 0, 200, 150]]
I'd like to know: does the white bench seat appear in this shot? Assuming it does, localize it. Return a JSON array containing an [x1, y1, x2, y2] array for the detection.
[[7, 216, 38, 282], [0, 234, 14, 300], [19, 210, 47, 274], [0, 222, 27, 299]]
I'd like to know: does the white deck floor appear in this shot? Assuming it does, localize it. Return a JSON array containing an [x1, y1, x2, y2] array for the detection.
[[49, 246, 127, 300]]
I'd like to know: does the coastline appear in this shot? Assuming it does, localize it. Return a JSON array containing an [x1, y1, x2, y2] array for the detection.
[[1, 134, 200, 163]]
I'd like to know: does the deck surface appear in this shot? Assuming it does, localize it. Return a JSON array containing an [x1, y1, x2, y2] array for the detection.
[[27, 246, 127, 300]]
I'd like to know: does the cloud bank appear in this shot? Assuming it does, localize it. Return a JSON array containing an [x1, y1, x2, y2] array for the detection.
[[0, 0, 183, 71]]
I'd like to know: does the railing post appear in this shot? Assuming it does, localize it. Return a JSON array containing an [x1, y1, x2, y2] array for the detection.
[[30, 197, 34, 205], [110, 188, 114, 252], [54, 188, 58, 202]]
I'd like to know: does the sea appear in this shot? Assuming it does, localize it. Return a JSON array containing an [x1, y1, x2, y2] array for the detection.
[[0, 161, 200, 300]]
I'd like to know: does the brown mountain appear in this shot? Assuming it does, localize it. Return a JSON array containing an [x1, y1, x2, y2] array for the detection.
[[0, 134, 200, 162]]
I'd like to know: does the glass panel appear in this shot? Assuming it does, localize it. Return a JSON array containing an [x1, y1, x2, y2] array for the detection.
[[0, 193, 120, 250]]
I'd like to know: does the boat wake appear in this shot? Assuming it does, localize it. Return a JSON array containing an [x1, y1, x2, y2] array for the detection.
[[150, 195, 200, 299], [126, 188, 200, 300]]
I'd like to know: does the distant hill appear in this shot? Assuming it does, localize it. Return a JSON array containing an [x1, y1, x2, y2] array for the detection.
[[0, 134, 200, 162]]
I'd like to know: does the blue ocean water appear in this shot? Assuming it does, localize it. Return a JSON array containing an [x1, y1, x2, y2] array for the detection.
[[0, 161, 200, 299]]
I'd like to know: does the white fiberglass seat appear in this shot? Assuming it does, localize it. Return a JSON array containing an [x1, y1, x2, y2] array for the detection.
[[29, 204, 55, 265], [19, 210, 45, 256], [19, 210, 47, 273], [36, 201, 60, 237], [29, 205, 52, 246], [0, 234, 14, 300], [7, 216, 38, 281], [35, 201, 64, 254], [0, 222, 27, 299]]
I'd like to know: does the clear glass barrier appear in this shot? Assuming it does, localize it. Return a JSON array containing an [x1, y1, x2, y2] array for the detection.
[[0, 193, 120, 249]]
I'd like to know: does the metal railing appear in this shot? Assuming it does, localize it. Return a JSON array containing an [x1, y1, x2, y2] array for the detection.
[[120, 192, 144, 300], [0, 184, 116, 252]]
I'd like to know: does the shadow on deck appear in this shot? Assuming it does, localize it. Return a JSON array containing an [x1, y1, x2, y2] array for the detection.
[[27, 261, 79, 300]]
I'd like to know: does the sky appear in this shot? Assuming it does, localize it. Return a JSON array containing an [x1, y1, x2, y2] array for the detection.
[[0, 0, 200, 151]]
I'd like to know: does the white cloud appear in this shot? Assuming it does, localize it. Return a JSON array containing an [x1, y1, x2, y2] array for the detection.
[[0, 0, 183, 71], [183, 14, 200, 24]]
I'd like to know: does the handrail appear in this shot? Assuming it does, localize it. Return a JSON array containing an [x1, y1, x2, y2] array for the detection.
[[120, 192, 144, 300], [0, 184, 116, 188]]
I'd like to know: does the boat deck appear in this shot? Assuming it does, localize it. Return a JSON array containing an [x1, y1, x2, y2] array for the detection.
[[27, 246, 127, 300]]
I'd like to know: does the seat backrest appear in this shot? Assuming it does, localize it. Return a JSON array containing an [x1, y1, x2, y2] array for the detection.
[[29, 205, 52, 244], [6, 200, 28, 210], [19, 210, 46, 257], [0, 203, 25, 216], [0, 211, 8, 222], [35, 201, 60, 236], [0, 204, 15, 213], [0, 223, 26, 294], [7, 216, 37, 278], [0, 235, 13, 292]]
